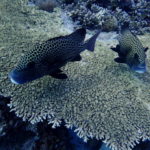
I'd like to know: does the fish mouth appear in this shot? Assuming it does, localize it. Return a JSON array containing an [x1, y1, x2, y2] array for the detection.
[[135, 69, 146, 74], [131, 63, 146, 74], [8, 70, 24, 84], [9, 76, 20, 84], [9, 69, 43, 84]]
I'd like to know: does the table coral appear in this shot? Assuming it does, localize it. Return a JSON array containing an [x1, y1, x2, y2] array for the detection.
[[0, 0, 150, 150]]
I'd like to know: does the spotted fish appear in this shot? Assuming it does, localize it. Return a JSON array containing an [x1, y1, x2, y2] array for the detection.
[[9, 28, 100, 84], [111, 23, 148, 73]]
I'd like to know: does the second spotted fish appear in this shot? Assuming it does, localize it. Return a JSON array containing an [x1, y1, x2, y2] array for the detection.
[[111, 23, 148, 73], [9, 28, 100, 84]]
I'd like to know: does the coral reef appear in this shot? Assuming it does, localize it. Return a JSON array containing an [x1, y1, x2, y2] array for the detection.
[[0, 0, 150, 150], [0, 97, 77, 150], [114, 0, 150, 34], [29, 0, 58, 12], [0, 96, 37, 150], [62, 0, 118, 31], [61, 0, 150, 33], [28, 0, 150, 33], [0, 98, 150, 150]]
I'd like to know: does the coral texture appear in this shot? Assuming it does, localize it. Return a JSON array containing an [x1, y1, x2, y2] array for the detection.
[[29, 0, 58, 12], [0, 0, 150, 150], [61, 0, 150, 33], [0, 97, 74, 150], [0, 96, 37, 150], [63, 0, 117, 31]]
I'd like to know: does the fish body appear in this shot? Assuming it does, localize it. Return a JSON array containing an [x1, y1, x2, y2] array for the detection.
[[9, 28, 100, 84], [111, 23, 148, 73]]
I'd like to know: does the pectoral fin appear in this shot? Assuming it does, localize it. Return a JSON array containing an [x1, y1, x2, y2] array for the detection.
[[50, 73, 68, 79], [144, 47, 148, 52], [134, 53, 139, 61], [111, 45, 120, 53], [50, 69, 68, 79], [54, 68, 63, 73], [114, 57, 126, 63], [111, 45, 127, 57], [71, 55, 82, 62]]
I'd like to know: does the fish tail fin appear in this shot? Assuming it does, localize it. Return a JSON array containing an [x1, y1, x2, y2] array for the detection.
[[84, 30, 100, 52]]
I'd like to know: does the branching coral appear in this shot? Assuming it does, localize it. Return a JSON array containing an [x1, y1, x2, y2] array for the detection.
[[63, 0, 117, 31], [61, 0, 150, 33], [0, 96, 37, 150], [0, 0, 150, 150], [114, 0, 150, 33]]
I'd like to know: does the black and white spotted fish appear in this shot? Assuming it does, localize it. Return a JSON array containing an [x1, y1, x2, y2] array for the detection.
[[111, 23, 148, 73], [9, 28, 100, 84]]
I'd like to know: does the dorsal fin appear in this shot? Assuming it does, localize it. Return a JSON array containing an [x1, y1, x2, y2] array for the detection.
[[46, 28, 86, 43], [121, 22, 129, 30], [47, 35, 65, 42], [121, 22, 130, 34], [66, 28, 86, 42]]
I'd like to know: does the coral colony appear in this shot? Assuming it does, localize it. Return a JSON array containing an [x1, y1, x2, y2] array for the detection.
[[0, 0, 150, 150]]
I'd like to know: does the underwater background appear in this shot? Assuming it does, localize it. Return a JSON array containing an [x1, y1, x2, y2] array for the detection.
[[0, 0, 150, 150]]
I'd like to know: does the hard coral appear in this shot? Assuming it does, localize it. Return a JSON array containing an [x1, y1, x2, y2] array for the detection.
[[114, 0, 150, 34], [0, 96, 37, 150], [63, 0, 117, 30], [61, 0, 150, 33], [0, 0, 150, 150]]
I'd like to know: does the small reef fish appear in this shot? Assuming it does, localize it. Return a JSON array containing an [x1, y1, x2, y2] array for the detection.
[[9, 28, 100, 84], [111, 23, 148, 73]]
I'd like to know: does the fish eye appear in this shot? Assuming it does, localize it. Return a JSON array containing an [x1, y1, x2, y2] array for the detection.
[[27, 61, 35, 68]]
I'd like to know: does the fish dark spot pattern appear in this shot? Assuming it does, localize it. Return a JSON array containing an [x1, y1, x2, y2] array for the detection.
[[9, 28, 100, 84], [111, 23, 148, 73]]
